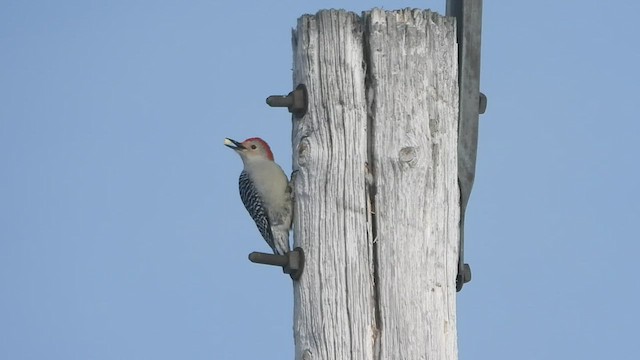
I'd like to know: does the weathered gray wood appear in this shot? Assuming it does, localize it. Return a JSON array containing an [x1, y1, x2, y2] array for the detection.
[[291, 10, 376, 360], [292, 8, 459, 360], [366, 9, 460, 359]]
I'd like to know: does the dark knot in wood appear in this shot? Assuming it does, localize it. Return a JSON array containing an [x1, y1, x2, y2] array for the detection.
[[297, 136, 310, 166], [399, 146, 417, 166]]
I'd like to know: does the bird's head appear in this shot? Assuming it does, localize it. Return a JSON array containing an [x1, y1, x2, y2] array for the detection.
[[224, 137, 274, 161]]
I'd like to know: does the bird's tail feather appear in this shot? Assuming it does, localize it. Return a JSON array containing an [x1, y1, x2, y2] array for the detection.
[[272, 228, 290, 256]]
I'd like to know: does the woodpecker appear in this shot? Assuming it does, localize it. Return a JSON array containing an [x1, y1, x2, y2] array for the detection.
[[224, 137, 292, 255]]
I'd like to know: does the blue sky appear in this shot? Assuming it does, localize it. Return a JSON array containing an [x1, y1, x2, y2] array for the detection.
[[1, 1, 639, 359]]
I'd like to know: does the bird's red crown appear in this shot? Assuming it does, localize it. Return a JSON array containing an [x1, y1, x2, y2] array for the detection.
[[243, 137, 274, 161]]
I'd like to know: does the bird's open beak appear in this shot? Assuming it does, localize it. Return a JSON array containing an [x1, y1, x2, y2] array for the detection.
[[224, 138, 245, 150]]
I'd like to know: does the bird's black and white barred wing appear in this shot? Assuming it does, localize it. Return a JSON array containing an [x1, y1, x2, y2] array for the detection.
[[238, 170, 275, 252]]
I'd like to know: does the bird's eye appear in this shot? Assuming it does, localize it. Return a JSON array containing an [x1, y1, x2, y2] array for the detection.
[[251, 145, 257, 149]]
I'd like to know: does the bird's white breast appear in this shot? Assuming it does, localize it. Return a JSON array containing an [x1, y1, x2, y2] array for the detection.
[[243, 159, 289, 208]]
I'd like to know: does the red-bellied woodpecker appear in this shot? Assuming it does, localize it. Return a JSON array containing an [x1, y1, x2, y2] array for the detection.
[[224, 137, 292, 255]]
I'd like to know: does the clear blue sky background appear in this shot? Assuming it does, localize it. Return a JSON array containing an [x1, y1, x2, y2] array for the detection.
[[2, 1, 639, 359]]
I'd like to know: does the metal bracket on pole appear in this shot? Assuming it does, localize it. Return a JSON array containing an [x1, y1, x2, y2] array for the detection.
[[446, 0, 486, 292], [248, 247, 305, 280], [266, 84, 308, 118]]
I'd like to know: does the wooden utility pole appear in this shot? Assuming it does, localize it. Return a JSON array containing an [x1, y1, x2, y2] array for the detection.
[[291, 9, 460, 360]]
